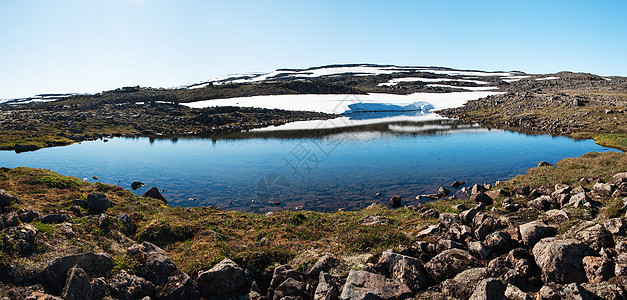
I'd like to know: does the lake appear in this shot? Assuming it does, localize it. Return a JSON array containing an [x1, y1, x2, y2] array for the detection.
[[0, 113, 617, 212]]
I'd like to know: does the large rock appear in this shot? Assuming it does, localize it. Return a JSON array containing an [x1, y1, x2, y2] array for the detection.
[[41, 214, 72, 224], [273, 277, 306, 300], [519, 220, 556, 247], [605, 218, 627, 235], [470, 191, 493, 205], [425, 249, 481, 282], [567, 192, 592, 208], [582, 255, 613, 283], [18, 209, 42, 223], [314, 272, 339, 300], [536, 282, 594, 300], [0, 224, 38, 254], [24, 292, 63, 300], [86, 193, 111, 214], [575, 224, 614, 251], [473, 214, 504, 241], [439, 213, 462, 228], [527, 196, 552, 211], [0, 189, 19, 207], [197, 258, 247, 298], [3, 211, 20, 227], [143, 187, 167, 204], [127, 241, 177, 286], [593, 182, 614, 196], [582, 281, 626, 300], [440, 267, 487, 299], [340, 270, 412, 300], [532, 238, 594, 284], [504, 284, 530, 300], [108, 270, 155, 300], [484, 231, 512, 255], [468, 278, 506, 300], [308, 255, 340, 278], [268, 264, 302, 296], [61, 267, 93, 300], [389, 196, 402, 208], [378, 249, 429, 292], [44, 253, 114, 294], [156, 271, 199, 300]]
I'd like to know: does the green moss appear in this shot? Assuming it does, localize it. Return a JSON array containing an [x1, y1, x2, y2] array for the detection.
[[31, 221, 55, 236]]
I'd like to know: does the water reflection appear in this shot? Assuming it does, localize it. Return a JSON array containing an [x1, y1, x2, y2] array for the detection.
[[0, 113, 617, 213]]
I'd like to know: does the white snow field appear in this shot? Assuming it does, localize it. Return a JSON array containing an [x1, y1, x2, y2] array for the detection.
[[183, 91, 502, 115]]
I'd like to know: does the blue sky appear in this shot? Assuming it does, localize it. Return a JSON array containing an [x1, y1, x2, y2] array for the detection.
[[1, 0, 625, 99]]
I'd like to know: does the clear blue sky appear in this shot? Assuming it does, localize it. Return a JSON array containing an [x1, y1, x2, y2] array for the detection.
[[1, 0, 625, 99]]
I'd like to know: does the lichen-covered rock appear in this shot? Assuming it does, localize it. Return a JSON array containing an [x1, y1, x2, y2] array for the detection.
[[567, 192, 592, 208], [582, 255, 612, 283], [268, 264, 302, 296], [484, 231, 512, 255], [308, 255, 340, 278], [519, 220, 556, 247], [127, 241, 177, 286], [156, 271, 199, 300], [468, 278, 506, 300], [536, 282, 593, 300], [197, 258, 247, 298], [440, 267, 486, 299], [17, 209, 41, 223], [527, 196, 552, 211], [582, 281, 626, 300], [340, 270, 412, 300], [314, 272, 339, 300], [108, 270, 155, 300], [575, 224, 614, 251], [273, 277, 306, 300], [24, 292, 62, 300], [593, 182, 614, 196], [425, 249, 481, 282], [605, 218, 627, 235], [470, 191, 493, 205], [532, 238, 594, 284], [377, 249, 429, 292]]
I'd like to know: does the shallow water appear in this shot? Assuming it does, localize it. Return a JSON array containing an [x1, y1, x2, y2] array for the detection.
[[0, 113, 617, 212]]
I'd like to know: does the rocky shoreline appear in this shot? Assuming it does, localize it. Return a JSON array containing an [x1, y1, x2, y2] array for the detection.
[[0, 155, 627, 299]]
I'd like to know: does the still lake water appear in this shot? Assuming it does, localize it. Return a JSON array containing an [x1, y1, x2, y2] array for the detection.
[[0, 113, 617, 212]]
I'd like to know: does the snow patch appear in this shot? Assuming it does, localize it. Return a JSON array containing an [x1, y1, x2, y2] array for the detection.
[[183, 91, 502, 114], [378, 77, 490, 86], [535, 77, 559, 81], [426, 84, 500, 91]]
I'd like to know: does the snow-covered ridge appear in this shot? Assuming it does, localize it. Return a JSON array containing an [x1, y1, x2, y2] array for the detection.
[[187, 64, 522, 88]]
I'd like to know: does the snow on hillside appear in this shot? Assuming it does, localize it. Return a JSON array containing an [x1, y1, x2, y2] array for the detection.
[[183, 91, 502, 114], [187, 64, 521, 88]]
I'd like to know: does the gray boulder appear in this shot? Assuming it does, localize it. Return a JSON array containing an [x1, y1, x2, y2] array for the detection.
[[575, 224, 614, 251], [41, 214, 71, 224], [425, 249, 481, 282], [108, 270, 155, 300], [532, 238, 594, 284], [582, 256, 612, 283], [378, 249, 429, 292], [582, 281, 626, 300], [86, 193, 111, 214], [470, 191, 493, 205], [440, 267, 487, 299], [197, 258, 247, 298], [308, 255, 340, 278], [468, 278, 506, 300], [519, 220, 556, 247], [44, 253, 114, 294], [156, 271, 199, 300], [4, 211, 20, 227], [273, 277, 306, 300], [527, 196, 551, 211], [18, 209, 41, 223], [314, 271, 339, 300], [127, 241, 177, 286], [567, 192, 592, 208], [0, 189, 19, 207], [593, 182, 614, 196], [61, 267, 93, 300], [605, 218, 627, 235], [268, 264, 302, 296], [340, 270, 412, 300]]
